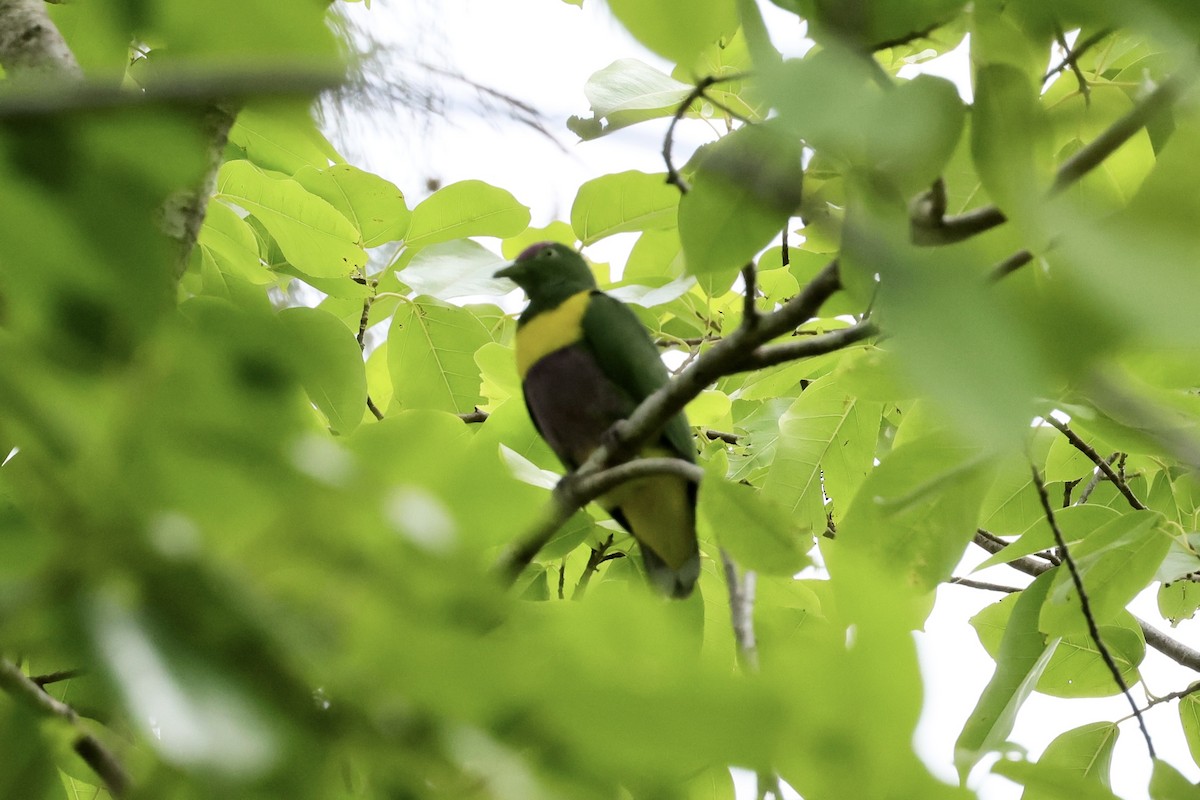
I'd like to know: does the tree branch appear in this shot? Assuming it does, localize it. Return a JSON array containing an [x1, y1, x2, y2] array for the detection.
[[1029, 466, 1156, 758], [737, 320, 876, 371], [1043, 29, 1113, 84], [0, 65, 343, 118], [0, 0, 81, 79], [950, 576, 1021, 593], [722, 549, 760, 671], [1050, 69, 1191, 196], [1042, 416, 1145, 510], [741, 262, 759, 328], [0, 659, 130, 797], [572, 534, 619, 599], [914, 68, 1193, 247], [972, 531, 1200, 674], [662, 72, 749, 193], [497, 458, 704, 582]]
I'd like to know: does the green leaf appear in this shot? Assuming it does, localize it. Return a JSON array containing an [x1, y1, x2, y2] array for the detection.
[[405, 180, 530, 250], [1036, 613, 1144, 698], [970, 64, 1053, 234], [762, 376, 881, 532], [198, 201, 271, 285], [1044, 434, 1097, 482], [699, 464, 812, 575], [866, 74, 965, 193], [799, 0, 967, 50], [571, 170, 680, 245], [1151, 759, 1200, 800], [835, 428, 993, 592], [679, 122, 804, 274], [1181, 692, 1200, 772], [1021, 722, 1119, 800], [395, 240, 510, 301], [993, 759, 1120, 800], [217, 160, 366, 278], [293, 164, 411, 248], [387, 298, 491, 413], [955, 570, 1057, 782], [1039, 510, 1170, 637], [278, 307, 367, 435], [974, 504, 1119, 572], [0, 705, 58, 800], [1158, 580, 1200, 626], [229, 103, 334, 175], [604, 0, 738, 66], [571, 59, 693, 137]]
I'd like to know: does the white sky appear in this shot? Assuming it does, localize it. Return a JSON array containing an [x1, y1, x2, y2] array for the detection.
[[334, 2, 1200, 798]]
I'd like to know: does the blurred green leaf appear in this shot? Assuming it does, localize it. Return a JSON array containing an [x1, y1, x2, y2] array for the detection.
[[1150, 759, 1200, 799], [679, 122, 803, 274], [699, 464, 812, 575], [604, 0, 738, 65], [955, 570, 1057, 782], [278, 306, 366, 435]]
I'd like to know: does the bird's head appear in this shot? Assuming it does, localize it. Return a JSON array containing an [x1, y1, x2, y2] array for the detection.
[[495, 242, 596, 303]]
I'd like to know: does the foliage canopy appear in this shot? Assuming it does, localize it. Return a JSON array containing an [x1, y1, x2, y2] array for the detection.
[[1, 0, 1200, 798]]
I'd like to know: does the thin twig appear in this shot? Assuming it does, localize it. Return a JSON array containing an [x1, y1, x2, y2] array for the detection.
[[1076, 452, 1121, 505], [31, 668, 85, 688], [1043, 28, 1113, 84], [662, 72, 749, 193], [988, 250, 1034, 282], [1119, 681, 1200, 722], [1030, 466, 1156, 759], [572, 534, 615, 600], [0, 659, 130, 796], [1043, 417, 1145, 510], [950, 576, 1021, 593], [917, 68, 1192, 246], [1055, 25, 1092, 104], [738, 321, 876, 371], [498, 458, 704, 582]]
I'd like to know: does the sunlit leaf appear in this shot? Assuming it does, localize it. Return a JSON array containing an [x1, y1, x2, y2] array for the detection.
[[217, 160, 366, 278]]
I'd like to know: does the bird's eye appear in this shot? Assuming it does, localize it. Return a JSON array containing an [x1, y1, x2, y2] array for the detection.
[[539, 247, 555, 258]]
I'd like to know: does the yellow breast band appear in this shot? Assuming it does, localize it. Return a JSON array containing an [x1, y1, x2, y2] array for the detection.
[[515, 290, 592, 378]]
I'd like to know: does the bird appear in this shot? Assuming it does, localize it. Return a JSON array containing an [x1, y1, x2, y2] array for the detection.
[[495, 242, 700, 598]]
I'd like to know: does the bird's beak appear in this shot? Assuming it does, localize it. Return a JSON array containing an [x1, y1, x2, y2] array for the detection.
[[494, 263, 520, 281]]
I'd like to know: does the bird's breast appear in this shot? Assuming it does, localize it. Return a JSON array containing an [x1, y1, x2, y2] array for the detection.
[[522, 344, 634, 467]]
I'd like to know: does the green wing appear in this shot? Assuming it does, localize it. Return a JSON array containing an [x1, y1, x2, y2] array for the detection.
[[580, 292, 696, 462]]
